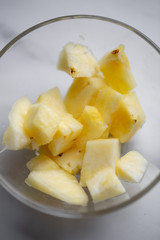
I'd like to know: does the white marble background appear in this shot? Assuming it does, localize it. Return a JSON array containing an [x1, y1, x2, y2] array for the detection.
[[0, 0, 160, 240]]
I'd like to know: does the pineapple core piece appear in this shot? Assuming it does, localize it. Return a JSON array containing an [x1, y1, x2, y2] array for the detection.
[[57, 42, 100, 78], [2, 97, 31, 150], [80, 139, 120, 186], [76, 105, 108, 151], [36, 87, 66, 116], [25, 155, 88, 206], [24, 103, 61, 145], [116, 151, 148, 183], [86, 167, 126, 203], [48, 113, 83, 156], [64, 76, 106, 118], [99, 45, 136, 94], [110, 92, 145, 143], [90, 85, 122, 125]]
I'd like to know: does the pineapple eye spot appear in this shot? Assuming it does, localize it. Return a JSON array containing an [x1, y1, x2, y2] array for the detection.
[[112, 49, 119, 54], [58, 153, 63, 157], [70, 68, 76, 74]]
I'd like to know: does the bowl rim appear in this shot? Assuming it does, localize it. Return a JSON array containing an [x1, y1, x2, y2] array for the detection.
[[0, 14, 160, 218]]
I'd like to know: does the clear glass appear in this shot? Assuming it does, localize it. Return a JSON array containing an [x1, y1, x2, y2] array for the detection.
[[0, 15, 159, 218]]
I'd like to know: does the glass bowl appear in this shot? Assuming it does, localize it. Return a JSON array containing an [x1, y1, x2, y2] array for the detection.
[[0, 15, 160, 218]]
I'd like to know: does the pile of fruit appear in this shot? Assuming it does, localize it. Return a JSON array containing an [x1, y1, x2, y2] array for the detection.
[[2, 43, 148, 205]]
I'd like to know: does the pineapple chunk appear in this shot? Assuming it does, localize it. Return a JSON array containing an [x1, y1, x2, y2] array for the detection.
[[36, 87, 66, 116], [48, 114, 83, 156], [76, 106, 108, 151], [99, 45, 136, 94], [90, 85, 122, 125], [86, 167, 126, 203], [55, 147, 84, 175], [25, 168, 88, 206], [2, 97, 31, 150], [57, 42, 100, 78], [110, 92, 145, 143], [26, 154, 59, 171], [80, 139, 120, 186], [24, 103, 61, 145], [116, 151, 148, 182], [64, 76, 106, 118]]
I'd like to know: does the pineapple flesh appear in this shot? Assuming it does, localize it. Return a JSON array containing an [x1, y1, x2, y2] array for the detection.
[[57, 42, 100, 78], [76, 105, 108, 151], [2, 97, 31, 150], [110, 92, 146, 143], [99, 45, 136, 94], [90, 85, 122, 125], [116, 151, 148, 182], [80, 139, 120, 186], [86, 167, 126, 203], [24, 103, 61, 145], [26, 155, 88, 206], [64, 76, 106, 118], [48, 114, 83, 156], [36, 87, 66, 116]]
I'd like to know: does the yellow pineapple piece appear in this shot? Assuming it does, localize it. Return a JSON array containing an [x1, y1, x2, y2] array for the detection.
[[57, 42, 100, 78], [110, 92, 145, 143], [80, 139, 120, 186], [90, 85, 122, 125], [116, 151, 148, 182], [24, 103, 61, 145], [2, 97, 31, 150], [64, 76, 106, 118], [36, 87, 66, 116], [86, 167, 126, 203], [55, 147, 84, 175], [76, 106, 108, 151], [48, 114, 83, 156], [99, 45, 136, 94], [26, 154, 59, 171], [25, 161, 88, 206]]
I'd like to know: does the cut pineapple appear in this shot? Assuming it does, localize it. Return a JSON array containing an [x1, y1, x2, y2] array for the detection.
[[64, 76, 105, 118], [36, 87, 66, 116], [86, 167, 126, 203], [24, 103, 61, 145], [99, 45, 136, 94], [2, 97, 31, 150], [80, 139, 120, 186], [57, 42, 100, 78], [48, 114, 83, 156], [26, 167, 88, 206], [55, 147, 84, 175], [90, 85, 122, 125], [26, 154, 58, 171], [116, 151, 148, 182], [110, 92, 145, 143], [76, 106, 108, 151]]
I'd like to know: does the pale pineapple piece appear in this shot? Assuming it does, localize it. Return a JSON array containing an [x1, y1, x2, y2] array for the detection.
[[90, 85, 122, 125], [26, 154, 59, 171], [25, 168, 88, 206], [2, 97, 31, 150], [76, 106, 108, 151], [110, 92, 145, 143], [48, 114, 83, 156], [36, 87, 66, 116], [24, 103, 61, 145], [99, 45, 136, 94], [57, 42, 100, 78], [80, 139, 120, 186], [116, 151, 148, 183], [64, 76, 106, 118], [86, 167, 126, 203], [55, 147, 84, 175]]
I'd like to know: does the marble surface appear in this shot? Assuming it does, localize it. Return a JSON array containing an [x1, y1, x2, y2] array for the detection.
[[0, 0, 160, 240]]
